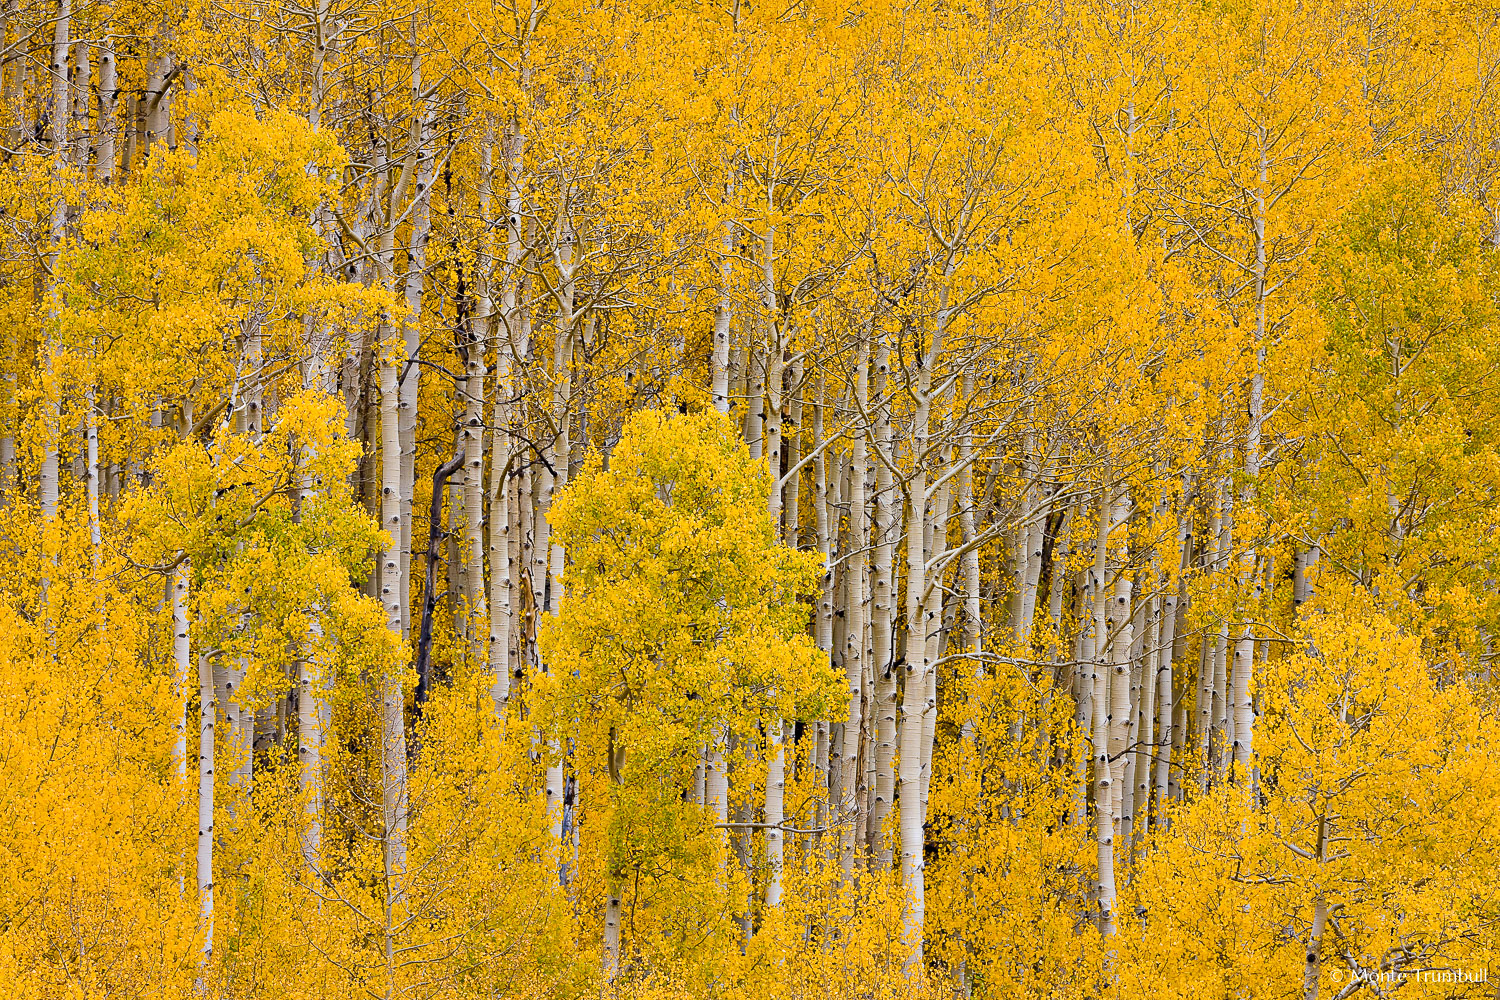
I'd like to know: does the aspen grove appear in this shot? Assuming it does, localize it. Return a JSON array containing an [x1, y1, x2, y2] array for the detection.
[[4, 0, 1500, 996]]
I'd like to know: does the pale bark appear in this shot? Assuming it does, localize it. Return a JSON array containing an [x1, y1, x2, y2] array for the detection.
[[1131, 592, 1158, 850], [213, 655, 243, 820], [603, 893, 622, 979], [705, 733, 730, 827], [1155, 496, 1191, 824], [1091, 490, 1117, 938], [69, 39, 88, 167], [765, 722, 786, 906], [744, 340, 764, 458], [1236, 135, 1269, 780], [141, 54, 173, 153], [898, 465, 931, 941], [1231, 622, 1256, 776], [93, 35, 116, 183], [957, 434, 982, 750], [1107, 492, 1133, 831], [1303, 894, 1328, 1000], [1303, 815, 1329, 1000], [1154, 585, 1179, 827], [489, 125, 526, 722], [896, 306, 951, 959], [782, 358, 803, 542], [692, 757, 706, 806], [233, 317, 264, 797], [1073, 558, 1096, 828], [379, 296, 408, 882], [836, 336, 869, 877], [487, 419, 513, 720], [173, 564, 191, 780], [37, 0, 69, 601], [812, 720, 829, 850], [398, 93, 434, 644], [86, 383, 100, 568], [1195, 636, 1212, 793], [859, 615, 876, 850], [813, 382, 835, 662], [462, 131, 491, 665], [1046, 506, 1071, 652], [544, 751, 564, 850], [868, 343, 899, 865], [761, 211, 784, 518], [300, 612, 324, 868], [826, 450, 849, 837], [728, 339, 747, 426], [712, 179, 735, 415], [1197, 486, 1223, 790], [197, 651, 215, 968], [918, 458, 956, 823], [548, 210, 576, 618], [542, 207, 577, 855]]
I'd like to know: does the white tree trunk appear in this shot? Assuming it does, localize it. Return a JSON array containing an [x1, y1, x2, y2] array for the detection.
[[836, 337, 869, 876], [1107, 491, 1133, 833], [487, 419, 512, 721], [1091, 490, 1117, 939], [897, 275, 956, 961], [86, 383, 100, 569], [197, 651, 215, 969], [603, 893, 622, 979], [542, 211, 577, 857], [1131, 592, 1158, 851], [744, 340, 764, 458], [300, 613, 324, 868], [898, 455, 933, 960], [37, 0, 70, 610], [782, 358, 803, 542], [765, 722, 786, 906], [462, 132, 490, 662], [94, 35, 116, 183], [379, 306, 408, 883], [868, 354, 899, 865], [397, 56, 435, 643], [1237, 137, 1269, 782], [489, 124, 527, 724], [1155, 498, 1190, 825], [918, 464, 955, 823], [711, 182, 734, 415], [173, 564, 191, 780]]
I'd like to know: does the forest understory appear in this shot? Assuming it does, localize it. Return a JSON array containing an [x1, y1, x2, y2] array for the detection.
[[3, 0, 1500, 996]]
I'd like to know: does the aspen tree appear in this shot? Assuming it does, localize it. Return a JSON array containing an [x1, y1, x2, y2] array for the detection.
[[1091, 486, 1118, 940], [867, 338, 900, 865], [196, 649, 215, 968], [379, 315, 409, 880], [462, 131, 492, 666], [836, 333, 869, 877], [173, 564, 191, 779], [399, 43, 436, 644], [1154, 499, 1191, 826], [1106, 490, 1134, 831], [37, 0, 70, 595], [895, 279, 952, 959]]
